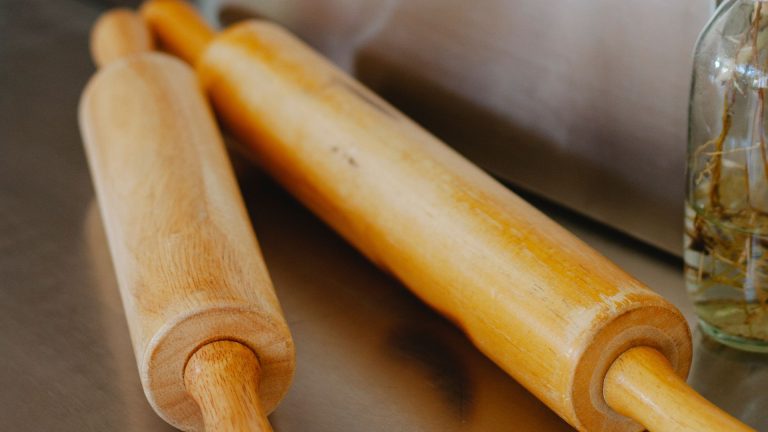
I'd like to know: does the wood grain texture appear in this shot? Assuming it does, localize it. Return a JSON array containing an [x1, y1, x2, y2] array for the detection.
[[140, 2, 748, 431], [192, 23, 691, 432], [79, 51, 294, 430], [90, 9, 154, 68], [185, 341, 274, 432], [604, 346, 754, 432]]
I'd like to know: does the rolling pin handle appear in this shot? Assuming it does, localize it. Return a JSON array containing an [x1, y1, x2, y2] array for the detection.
[[185, 341, 274, 432], [141, 0, 216, 65], [90, 8, 154, 68], [604, 346, 755, 432]]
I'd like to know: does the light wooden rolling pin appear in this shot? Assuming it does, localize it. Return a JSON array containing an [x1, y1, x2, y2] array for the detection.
[[141, 1, 754, 431], [80, 10, 294, 432]]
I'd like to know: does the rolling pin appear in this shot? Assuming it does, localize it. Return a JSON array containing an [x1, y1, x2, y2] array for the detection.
[[140, 1, 754, 431], [79, 9, 294, 431]]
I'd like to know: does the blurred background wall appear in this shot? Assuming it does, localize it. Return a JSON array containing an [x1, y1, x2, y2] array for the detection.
[[201, 0, 716, 255]]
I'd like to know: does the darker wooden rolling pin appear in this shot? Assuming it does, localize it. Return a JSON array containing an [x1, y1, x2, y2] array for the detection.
[[141, 1, 753, 431], [80, 9, 294, 431]]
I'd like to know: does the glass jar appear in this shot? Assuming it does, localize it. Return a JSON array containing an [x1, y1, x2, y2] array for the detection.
[[687, 0, 768, 352]]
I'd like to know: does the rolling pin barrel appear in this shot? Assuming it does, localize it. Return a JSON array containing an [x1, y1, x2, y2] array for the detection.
[[196, 26, 689, 431], [141, 2, 754, 431], [80, 10, 294, 431]]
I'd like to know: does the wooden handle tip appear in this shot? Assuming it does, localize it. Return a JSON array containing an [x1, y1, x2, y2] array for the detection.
[[185, 341, 274, 432], [140, 0, 215, 65], [90, 8, 154, 68], [604, 346, 754, 432]]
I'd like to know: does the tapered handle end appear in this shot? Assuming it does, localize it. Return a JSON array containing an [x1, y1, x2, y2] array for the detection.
[[140, 0, 215, 65], [90, 8, 154, 68]]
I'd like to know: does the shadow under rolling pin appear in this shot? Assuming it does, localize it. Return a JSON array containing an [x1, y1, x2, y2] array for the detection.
[[140, 1, 755, 431], [80, 9, 294, 431]]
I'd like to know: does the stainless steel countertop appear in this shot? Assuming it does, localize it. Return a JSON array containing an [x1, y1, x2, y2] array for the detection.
[[1, 0, 766, 430]]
